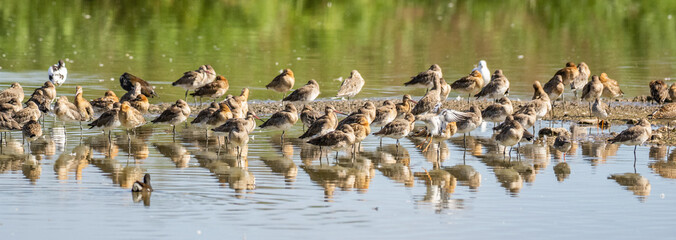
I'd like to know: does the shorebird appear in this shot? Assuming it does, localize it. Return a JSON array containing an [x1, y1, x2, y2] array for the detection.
[[404, 64, 443, 91], [26, 81, 56, 114], [300, 105, 321, 131], [266, 68, 295, 100], [259, 103, 298, 141], [512, 105, 537, 134], [0, 112, 20, 134], [494, 115, 525, 158], [395, 94, 416, 117], [452, 70, 484, 103], [571, 62, 590, 99], [129, 94, 149, 113], [373, 112, 415, 148], [213, 111, 260, 135], [475, 69, 510, 101], [599, 73, 624, 99], [90, 90, 119, 113], [132, 173, 153, 192], [151, 100, 190, 135], [581, 75, 604, 117], [592, 98, 610, 128], [205, 103, 233, 128], [348, 115, 370, 154], [0, 83, 24, 103], [608, 118, 652, 156], [411, 76, 442, 116], [283, 79, 320, 103], [54, 96, 84, 130], [118, 101, 146, 133], [544, 75, 564, 107], [650, 80, 669, 105], [120, 82, 142, 103], [372, 100, 397, 128], [439, 78, 451, 101], [172, 65, 217, 102], [338, 102, 376, 127], [191, 102, 220, 127], [225, 88, 250, 118], [22, 118, 42, 148], [651, 103, 676, 119], [416, 104, 471, 151], [190, 75, 229, 105], [74, 86, 94, 122], [553, 133, 573, 161], [48, 59, 67, 86], [307, 124, 356, 161], [0, 98, 21, 114], [336, 70, 365, 100], [88, 102, 121, 142], [473, 60, 491, 83], [228, 121, 249, 158], [670, 83, 676, 102], [456, 106, 483, 147], [521, 81, 552, 121], [120, 72, 158, 98], [482, 97, 513, 128], [555, 62, 579, 89], [299, 106, 340, 139], [13, 101, 41, 126]]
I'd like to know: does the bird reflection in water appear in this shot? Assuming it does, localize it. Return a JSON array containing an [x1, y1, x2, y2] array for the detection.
[[260, 138, 298, 183], [153, 142, 191, 168], [22, 155, 42, 184], [362, 144, 413, 187], [648, 146, 676, 179], [608, 173, 651, 201], [53, 144, 91, 181], [195, 148, 255, 193], [132, 191, 151, 207], [413, 168, 463, 213]]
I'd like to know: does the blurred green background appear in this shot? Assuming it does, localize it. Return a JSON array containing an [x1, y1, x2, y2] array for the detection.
[[0, 0, 674, 102]]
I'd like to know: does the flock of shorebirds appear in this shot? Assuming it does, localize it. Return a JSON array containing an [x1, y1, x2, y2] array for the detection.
[[0, 59, 663, 191]]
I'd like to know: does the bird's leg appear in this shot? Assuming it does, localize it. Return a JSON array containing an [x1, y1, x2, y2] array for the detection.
[[281, 131, 285, 143], [463, 134, 466, 148], [423, 136, 434, 153], [184, 90, 188, 101]]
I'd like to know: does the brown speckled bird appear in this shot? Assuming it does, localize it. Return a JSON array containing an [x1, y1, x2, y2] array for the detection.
[[599, 72, 624, 99], [336, 70, 365, 100], [395, 94, 416, 117], [74, 86, 94, 121], [373, 112, 416, 148], [404, 64, 443, 91], [283, 79, 320, 103], [173, 65, 217, 101], [452, 70, 484, 103], [151, 100, 190, 134], [225, 88, 250, 118], [120, 72, 158, 98], [300, 105, 322, 131], [129, 94, 149, 113], [0, 82, 24, 103], [120, 82, 142, 103], [22, 118, 42, 148], [581, 75, 604, 117], [88, 102, 121, 142], [650, 79, 669, 105], [54, 96, 84, 129], [571, 62, 590, 99], [299, 106, 340, 139], [475, 69, 510, 101], [259, 104, 298, 141], [608, 118, 651, 155], [190, 75, 229, 105], [90, 90, 119, 113], [13, 101, 41, 126], [307, 124, 356, 160], [372, 100, 397, 128], [411, 77, 442, 116], [266, 68, 295, 100], [119, 101, 146, 132]]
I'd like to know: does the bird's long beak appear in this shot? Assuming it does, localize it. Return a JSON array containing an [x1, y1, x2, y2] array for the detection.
[[409, 99, 418, 104], [253, 114, 261, 120], [335, 111, 348, 116]]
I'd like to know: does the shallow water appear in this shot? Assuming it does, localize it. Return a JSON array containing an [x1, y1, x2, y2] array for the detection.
[[2, 1, 676, 239], [1, 118, 675, 239]]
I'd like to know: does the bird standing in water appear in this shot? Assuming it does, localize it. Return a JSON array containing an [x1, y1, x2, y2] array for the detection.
[[266, 68, 295, 101], [48, 59, 67, 86]]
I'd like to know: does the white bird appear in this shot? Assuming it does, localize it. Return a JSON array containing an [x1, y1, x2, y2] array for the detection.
[[472, 60, 490, 83], [48, 59, 68, 86]]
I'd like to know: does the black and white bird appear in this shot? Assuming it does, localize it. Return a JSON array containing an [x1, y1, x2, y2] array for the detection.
[[48, 60, 67, 86]]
